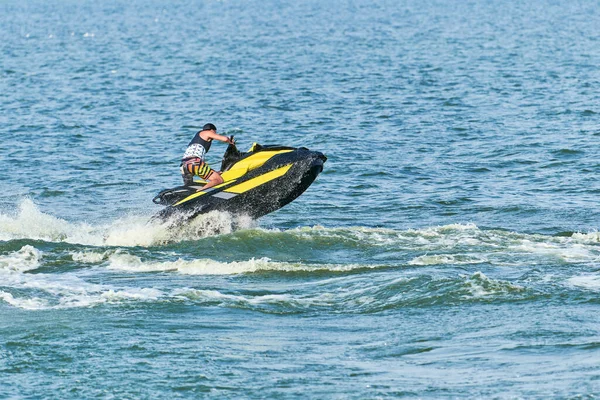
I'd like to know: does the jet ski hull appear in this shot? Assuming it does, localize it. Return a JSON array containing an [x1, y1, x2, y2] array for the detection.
[[153, 144, 326, 222]]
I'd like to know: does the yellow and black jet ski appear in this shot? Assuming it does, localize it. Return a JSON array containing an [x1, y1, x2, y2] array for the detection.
[[152, 139, 326, 222]]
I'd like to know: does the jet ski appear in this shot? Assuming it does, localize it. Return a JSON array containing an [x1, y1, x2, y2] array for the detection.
[[152, 138, 326, 222]]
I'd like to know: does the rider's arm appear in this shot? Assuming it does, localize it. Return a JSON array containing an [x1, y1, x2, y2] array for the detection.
[[204, 131, 234, 144]]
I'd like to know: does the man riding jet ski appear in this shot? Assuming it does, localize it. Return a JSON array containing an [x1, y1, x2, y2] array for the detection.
[[179, 123, 235, 190], [152, 127, 326, 222]]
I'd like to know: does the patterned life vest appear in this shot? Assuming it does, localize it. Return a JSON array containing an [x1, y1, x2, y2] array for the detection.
[[182, 131, 212, 160]]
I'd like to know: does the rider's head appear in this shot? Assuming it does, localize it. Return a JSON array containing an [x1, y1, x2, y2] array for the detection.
[[202, 123, 217, 132]]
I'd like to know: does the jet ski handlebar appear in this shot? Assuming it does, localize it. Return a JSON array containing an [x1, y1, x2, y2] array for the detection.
[[221, 136, 243, 172]]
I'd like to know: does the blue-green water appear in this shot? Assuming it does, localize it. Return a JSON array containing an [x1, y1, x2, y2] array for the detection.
[[2, 0, 600, 398]]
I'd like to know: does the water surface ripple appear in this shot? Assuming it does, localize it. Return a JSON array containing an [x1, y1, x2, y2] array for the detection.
[[2, 0, 600, 398]]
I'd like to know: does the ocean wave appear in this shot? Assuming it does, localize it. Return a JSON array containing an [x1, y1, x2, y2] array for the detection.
[[571, 231, 600, 244], [566, 274, 600, 291], [167, 272, 528, 314], [2, 200, 600, 271], [1, 245, 531, 312], [106, 252, 377, 275], [71, 250, 112, 263], [0, 245, 166, 310], [462, 271, 525, 298], [0, 245, 42, 272], [408, 254, 488, 266], [0, 287, 165, 311], [0, 202, 490, 251], [249, 224, 600, 266]]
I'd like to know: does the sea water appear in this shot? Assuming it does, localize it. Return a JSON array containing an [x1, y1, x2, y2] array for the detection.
[[1, 0, 600, 398]]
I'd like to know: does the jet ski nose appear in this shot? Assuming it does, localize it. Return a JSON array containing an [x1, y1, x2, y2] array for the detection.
[[308, 153, 326, 177]]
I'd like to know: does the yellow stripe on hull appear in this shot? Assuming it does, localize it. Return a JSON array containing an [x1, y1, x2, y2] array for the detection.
[[173, 150, 294, 207], [173, 180, 236, 206], [221, 150, 293, 181], [226, 164, 292, 194]]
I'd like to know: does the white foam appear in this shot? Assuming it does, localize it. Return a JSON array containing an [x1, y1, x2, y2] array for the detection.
[[102, 211, 245, 247], [281, 223, 481, 249], [0, 264, 166, 310], [99, 288, 164, 302], [173, 288, 250, 303], [51, 286, 165, 309], [571, 231, 600, 244], [0, 245, 42, 272], [407, 254, 487, 266], [0, 199, 254, 248], [1, 286, 167, 310], [71, 250, 111, 263], [0, 199, 101, 245], [0, 291, 48, 310], [172, 276, 413, 310], [172, 288, 314, 309], [509, 240, 596, 262], [462, 271, 524, 298], [107, 252, 375, 275], [407, 223, 480, 240], [567, 274, 600, 291], [103, 216, 173, 247], [3, 199, 600, 272], [408, 254, 456, 266], [0, 244, 167, 310], [142, 210, 255, 245], [436, 223, 480, 232]]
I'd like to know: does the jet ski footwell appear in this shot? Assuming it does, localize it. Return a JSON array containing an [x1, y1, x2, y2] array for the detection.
[[153, 142, 326, 222]]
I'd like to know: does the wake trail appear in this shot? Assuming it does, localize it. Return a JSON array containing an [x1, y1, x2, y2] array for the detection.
[[0, 198, 254, 247]]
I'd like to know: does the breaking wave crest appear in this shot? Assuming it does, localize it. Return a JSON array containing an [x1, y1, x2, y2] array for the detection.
[[105, 252, 373, 275]]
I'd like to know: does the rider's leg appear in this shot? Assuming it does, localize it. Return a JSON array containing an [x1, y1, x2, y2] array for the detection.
[[187, 160, 223, 191], [181, 165, 194, 186], [201, 171, 224, 190]]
